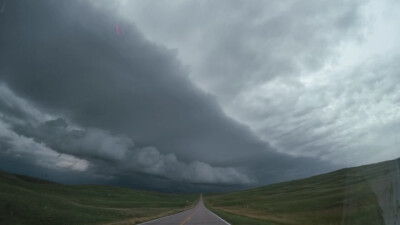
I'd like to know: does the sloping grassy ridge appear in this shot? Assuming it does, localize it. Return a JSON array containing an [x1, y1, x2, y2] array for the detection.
[[0, 171, 197, 225], [206, 158, 400, 225]]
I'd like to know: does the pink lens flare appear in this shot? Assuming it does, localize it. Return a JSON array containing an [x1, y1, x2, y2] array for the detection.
[[115, 24, 120, 36]]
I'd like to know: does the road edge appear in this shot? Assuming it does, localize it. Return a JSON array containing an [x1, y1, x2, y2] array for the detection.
[[205, 208, 231, 225], [136, 195, 201, 225]]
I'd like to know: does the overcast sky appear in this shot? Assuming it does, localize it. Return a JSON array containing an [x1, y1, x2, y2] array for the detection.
[[0, 0, 399, 192]]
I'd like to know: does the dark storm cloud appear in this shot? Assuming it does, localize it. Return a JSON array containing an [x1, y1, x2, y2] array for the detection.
[[0, 84, 254, 185], [0, 0, 267, 164], [0, 0, 335, 191]]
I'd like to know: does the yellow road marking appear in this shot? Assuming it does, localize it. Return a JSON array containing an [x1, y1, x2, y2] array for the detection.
[[180, 210, 197, 225]]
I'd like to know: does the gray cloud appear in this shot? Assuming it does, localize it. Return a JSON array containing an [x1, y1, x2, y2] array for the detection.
[[232, 55, 400, 166], [0, 0, 336, 191], [114, 0, 367, 100], [23, 117, 254, 184], [112, 0, 400, 167], [0, 83, 253, 185], [0, 0, 267, 164], [0, 119, 89, 173]]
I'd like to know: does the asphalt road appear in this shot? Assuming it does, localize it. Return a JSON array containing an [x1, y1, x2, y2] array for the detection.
[[139, 196, 230, 225]]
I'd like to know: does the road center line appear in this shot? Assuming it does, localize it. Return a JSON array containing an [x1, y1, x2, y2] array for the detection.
[[180, 209, 197, 225]]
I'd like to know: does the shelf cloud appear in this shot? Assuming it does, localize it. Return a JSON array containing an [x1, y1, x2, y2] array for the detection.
[[1, 0, 398, 191]]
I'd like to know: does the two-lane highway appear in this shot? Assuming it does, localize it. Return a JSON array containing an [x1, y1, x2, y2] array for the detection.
[[139, 196, 230, 225]]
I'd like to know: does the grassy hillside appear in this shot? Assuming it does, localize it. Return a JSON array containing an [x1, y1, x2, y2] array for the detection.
[[205, 158, 400, 225], [0, 171, 197, 225]]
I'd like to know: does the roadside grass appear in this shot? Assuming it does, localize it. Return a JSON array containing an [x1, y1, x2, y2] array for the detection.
[[205, 158, 400, 225], [0, 171, 197, 225], [206, 204, 277, 225]]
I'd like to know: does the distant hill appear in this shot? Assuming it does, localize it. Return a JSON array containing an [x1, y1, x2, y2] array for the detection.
[[0, 170, 197, 225], [2, 158, 399, 225], [205, 158, 400, 225], [0, 171, 56, 185]]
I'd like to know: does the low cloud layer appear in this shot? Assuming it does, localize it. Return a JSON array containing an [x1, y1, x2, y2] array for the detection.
[[0, 119, 89, 173], [0, 84, 253, 185]]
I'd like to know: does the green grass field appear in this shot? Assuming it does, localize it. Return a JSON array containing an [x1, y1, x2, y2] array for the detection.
[[205, 158, 400, 225], [1, 158, 399, 225], [0, 171, 197, 225]]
